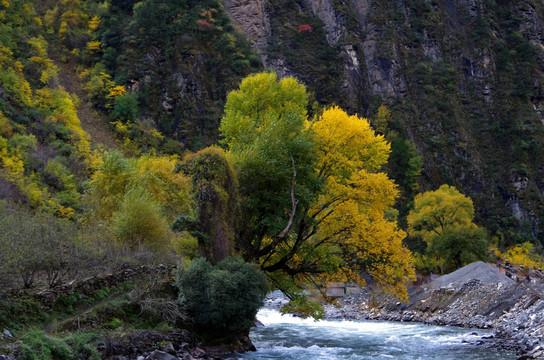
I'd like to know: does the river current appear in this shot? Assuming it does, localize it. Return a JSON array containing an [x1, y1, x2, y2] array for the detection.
[[231, 308, 516, 359]]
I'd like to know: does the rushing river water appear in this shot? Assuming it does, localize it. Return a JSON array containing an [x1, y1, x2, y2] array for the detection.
[[231, 309, 516, 359]]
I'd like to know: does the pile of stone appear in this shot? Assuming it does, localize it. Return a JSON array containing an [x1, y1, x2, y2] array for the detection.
[[425, 261, 514, 290]]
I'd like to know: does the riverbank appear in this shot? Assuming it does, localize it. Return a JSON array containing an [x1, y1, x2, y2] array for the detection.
[[324, 262, 544, 359], [0, 265, 253, 360]]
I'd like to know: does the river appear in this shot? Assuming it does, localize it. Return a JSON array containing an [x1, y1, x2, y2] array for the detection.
[[230, 308, 516, 359]]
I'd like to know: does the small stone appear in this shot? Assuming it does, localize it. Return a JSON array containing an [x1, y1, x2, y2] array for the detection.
[[178, 342, 189, 352], [161, 342, 176, 355], [2, 329, 13, 338], [147, 350, 178, 360], [192, 347, 207, 358]]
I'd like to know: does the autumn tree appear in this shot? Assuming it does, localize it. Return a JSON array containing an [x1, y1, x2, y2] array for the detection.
[[305, 107, 414, 298], [85, 151, 192, 252], [407, 184, 488, 273], [220, 72, 414, 307]]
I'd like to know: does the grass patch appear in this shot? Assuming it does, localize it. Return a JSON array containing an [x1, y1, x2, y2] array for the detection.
[[19, 330, 101, 360]]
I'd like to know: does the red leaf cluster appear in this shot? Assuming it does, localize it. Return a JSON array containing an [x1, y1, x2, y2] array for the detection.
[[298, 24, 312, 33], [196, 19, 212, 30]]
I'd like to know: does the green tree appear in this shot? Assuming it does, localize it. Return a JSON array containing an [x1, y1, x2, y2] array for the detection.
[[407, 184, 488, 273], [220, 72, 318, 260]]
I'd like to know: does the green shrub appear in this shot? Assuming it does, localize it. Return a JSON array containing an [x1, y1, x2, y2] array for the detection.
[[65, 333, 101, 360], [175, 257, 267, 333], [19, 330, 100, 360], [108, 317, 123, 329], [19, 331, 73, 360], [110, 92, 138, 123]]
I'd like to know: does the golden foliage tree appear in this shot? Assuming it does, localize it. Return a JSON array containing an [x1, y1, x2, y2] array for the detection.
[[220, 73, 415, 308], [85, 152, 192, 250], [407, 184, 488, 273], [306, 107, 414, 298]]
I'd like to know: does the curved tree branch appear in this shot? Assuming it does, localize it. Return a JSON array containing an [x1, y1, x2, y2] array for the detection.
[[256, 156, 298, 258]]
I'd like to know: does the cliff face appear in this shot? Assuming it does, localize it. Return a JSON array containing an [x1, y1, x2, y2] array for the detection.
[[223, 0, 544, 243]]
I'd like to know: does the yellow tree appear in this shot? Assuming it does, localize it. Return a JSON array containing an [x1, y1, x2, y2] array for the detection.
[[307, 107, 414, 298], [220, 73, 415, 309], [407, 184, 488, 273], [85, 152, 192, 250], [261, 107, 414, 301]]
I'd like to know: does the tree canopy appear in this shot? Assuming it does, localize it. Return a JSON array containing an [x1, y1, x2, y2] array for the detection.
[[220, 72, 317, 259], [407, 184, 488, 273], [219, 72, 415, 306]]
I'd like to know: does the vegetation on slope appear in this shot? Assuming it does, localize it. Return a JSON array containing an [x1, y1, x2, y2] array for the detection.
[[2, 0, 544, 356]]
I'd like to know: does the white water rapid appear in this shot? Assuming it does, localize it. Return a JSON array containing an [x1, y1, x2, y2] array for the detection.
[[230, 308, 515, 359]]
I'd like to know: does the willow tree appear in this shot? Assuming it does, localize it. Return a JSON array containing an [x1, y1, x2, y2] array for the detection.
[[220, 72, 414, 309]]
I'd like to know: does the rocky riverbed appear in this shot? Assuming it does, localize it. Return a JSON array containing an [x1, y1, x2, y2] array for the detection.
[[324, 262, 544, 359]]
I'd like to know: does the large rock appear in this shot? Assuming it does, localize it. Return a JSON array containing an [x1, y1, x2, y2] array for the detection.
[[147, 350, 178, 360]]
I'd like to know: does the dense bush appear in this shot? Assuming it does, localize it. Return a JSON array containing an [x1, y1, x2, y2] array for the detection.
[[175, 257, 267, 333], [18, 331, 100, 360]]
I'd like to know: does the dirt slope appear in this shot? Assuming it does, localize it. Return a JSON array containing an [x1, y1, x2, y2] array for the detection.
[[55, 61, 119, 151]]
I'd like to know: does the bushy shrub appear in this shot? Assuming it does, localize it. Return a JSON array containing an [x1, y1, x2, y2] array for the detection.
[[175, 257, 267, 333], [112, 188, 172, 251], [18, 330, 100, 360]]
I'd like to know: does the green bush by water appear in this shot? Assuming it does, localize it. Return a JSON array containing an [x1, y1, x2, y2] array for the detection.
[[175, 257, 267, 333]]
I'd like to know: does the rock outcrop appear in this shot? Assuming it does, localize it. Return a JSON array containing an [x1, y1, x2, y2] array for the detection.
[[222, 0, 270, 51]]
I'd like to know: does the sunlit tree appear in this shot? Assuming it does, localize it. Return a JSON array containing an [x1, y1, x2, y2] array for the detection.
[[407, 184, 488, 273], [220, 73, 415, 309]]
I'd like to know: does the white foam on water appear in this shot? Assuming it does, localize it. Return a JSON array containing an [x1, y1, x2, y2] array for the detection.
[[232, 309, 515, 360]]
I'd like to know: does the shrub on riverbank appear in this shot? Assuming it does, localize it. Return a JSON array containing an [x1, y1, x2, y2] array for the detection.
[[175, 257, 267, 334]]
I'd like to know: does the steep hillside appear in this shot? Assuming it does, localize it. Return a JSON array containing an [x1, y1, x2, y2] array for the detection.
[[223, 0, 544, 245], [90, 0, 263, 149]]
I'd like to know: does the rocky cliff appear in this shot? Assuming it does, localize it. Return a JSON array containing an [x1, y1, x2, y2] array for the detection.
[[223, 0, 544, 244]]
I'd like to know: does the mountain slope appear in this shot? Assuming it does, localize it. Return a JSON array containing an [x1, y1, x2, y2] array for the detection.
[[223, 0, 544, 245]]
